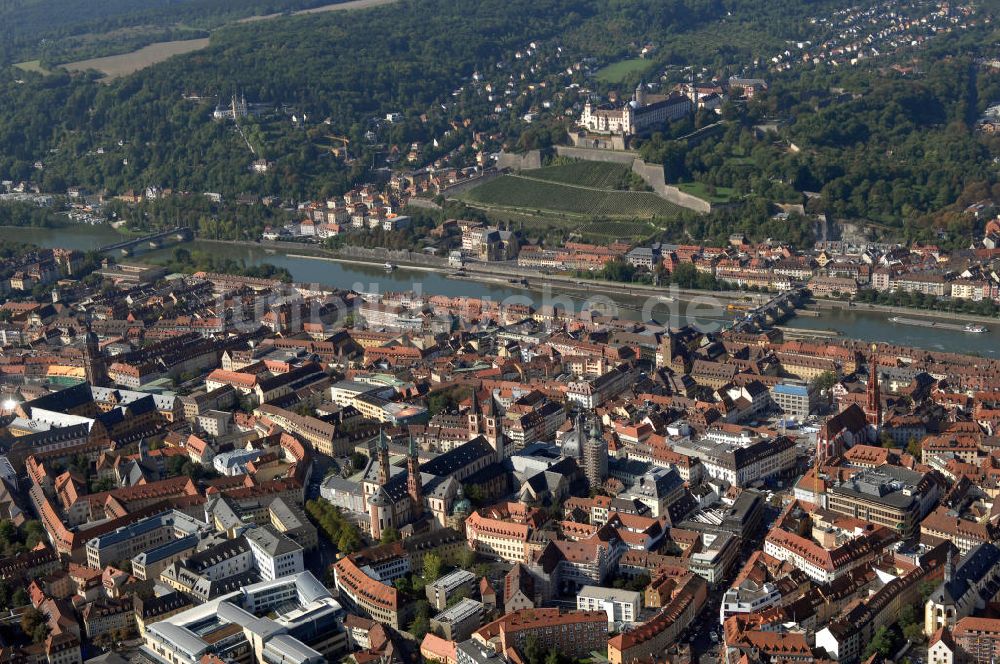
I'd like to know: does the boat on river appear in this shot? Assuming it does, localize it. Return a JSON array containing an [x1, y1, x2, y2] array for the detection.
[[889, 316, 989, 333]]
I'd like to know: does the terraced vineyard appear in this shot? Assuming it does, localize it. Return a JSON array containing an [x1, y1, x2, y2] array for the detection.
[[458, 174, 682, 220], [577, 220, 656, 242], [522, 161, 632, 189], [592, 191, 682, 218], [461, 176, 605, 214]]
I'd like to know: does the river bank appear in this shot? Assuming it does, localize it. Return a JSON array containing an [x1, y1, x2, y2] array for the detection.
[[165, 240, 1000, 355], [286, 249, 741, 318], [195, 238, 747, 306], [217, 242, 1000, 345], [814, 298, 1000, 325], [286, 254, 440, 274], [82, 232, 1000, 329], [7, 225, 998, 354]]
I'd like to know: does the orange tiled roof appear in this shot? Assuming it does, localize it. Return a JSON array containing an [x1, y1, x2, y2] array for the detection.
[[334, 555, 399, 611]]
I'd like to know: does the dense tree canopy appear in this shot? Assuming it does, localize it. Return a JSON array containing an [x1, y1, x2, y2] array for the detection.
[[631, 27, 1000, 245], [0, 0, 997, 248], [0, 0, 858, 202], [0, 0, 357, 65]]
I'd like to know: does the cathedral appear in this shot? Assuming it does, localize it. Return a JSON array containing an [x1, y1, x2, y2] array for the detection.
[[362, 392, 510, 539], [816, 345, 882, 462]]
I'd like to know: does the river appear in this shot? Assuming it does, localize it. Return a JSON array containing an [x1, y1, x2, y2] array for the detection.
[[11, 225, 998, 356]]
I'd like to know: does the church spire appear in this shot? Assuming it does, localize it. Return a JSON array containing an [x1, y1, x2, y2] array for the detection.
[[82, 323, 109, 387], [583, 417, 608, 490], [467, 389, 483, 439], [865, 343, 882, 430], [482, 394, 505, 461], [377, 428, 390, 486], [407, 432, 422, 515], [589, 417, 602, 441]]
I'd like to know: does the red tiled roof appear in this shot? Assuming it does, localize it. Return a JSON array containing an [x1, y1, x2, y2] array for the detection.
[[334, 555, 399, 611]]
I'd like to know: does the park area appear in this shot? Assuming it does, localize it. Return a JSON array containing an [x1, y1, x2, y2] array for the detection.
[[594, 58, 655, 83], [677, 181, 737, 204]]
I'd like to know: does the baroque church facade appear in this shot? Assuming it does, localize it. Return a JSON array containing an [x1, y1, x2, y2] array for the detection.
[[362, 392, 510, 539]]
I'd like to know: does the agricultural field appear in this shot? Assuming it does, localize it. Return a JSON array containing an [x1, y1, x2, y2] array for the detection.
[[62, 38, 210, 80], [296, 0, 399, 14], [457, 174, 682, 220], [240, 0, 400, 22], [594, 58, 654, 83], [522, 161, 633, 189]]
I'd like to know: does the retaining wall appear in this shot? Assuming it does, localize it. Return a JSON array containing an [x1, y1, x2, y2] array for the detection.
[[496, 151, 543, 171], [553, 145, 638, 165], [439, 170, 503, 197], [487, 146, 714, 214], [555, 146, 712, 213], [334, 244, 447, 268]]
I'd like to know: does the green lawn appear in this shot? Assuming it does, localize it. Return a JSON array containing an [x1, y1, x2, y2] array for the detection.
[[13, 60, 51, 75], [594, 58, 654, 83], [677, 181, 737, 204]]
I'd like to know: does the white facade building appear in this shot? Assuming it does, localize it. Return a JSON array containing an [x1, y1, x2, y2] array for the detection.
[[576, 586, 641, 626], [578, 85, 692, 136], [245, 524, 304, 582], [142, 572, 347, 664]]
